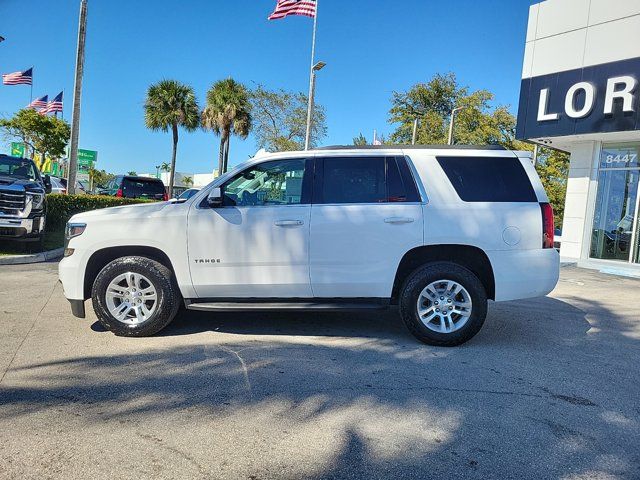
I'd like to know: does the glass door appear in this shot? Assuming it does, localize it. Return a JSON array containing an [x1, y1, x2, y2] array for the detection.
[[590, 143, 640, 264]]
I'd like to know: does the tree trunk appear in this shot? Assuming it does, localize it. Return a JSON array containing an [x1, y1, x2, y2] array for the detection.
[[217, 133, 226, 178], [223, 135, 230, 174], [168, 123, 178, 199]]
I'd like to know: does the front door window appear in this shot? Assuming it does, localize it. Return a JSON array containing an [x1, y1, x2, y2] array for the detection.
[[590, 144, 640, 263], [222, 159, 308, 207]]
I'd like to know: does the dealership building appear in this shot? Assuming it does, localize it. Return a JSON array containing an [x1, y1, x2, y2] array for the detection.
[[517, 0, 640, 273]]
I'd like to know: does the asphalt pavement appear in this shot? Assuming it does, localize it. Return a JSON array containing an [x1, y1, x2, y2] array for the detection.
[[0, 262, 639, 479]]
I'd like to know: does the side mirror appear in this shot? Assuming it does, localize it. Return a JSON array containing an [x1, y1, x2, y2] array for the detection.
[[207, 187, 223, 207], [43, 174, 52, 194]]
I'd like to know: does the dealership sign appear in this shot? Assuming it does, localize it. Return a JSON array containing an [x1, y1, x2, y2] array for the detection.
[[516, 57, 640, 140]]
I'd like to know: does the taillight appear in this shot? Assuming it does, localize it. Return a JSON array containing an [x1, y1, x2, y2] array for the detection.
[[163, 192, 169, 201], [540, 202, 554, 249], [116, 188, 123, 197]]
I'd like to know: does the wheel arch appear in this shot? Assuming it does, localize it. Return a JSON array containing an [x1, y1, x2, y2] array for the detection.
[[391, 244, 495, 304], [83, 246, 177, 300]]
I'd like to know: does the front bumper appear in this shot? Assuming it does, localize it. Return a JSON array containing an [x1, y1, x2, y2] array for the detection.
[[0, 214, 45, 239]]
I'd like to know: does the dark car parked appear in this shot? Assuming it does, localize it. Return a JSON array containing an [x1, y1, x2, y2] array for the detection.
[[98, 175, 167, 201], [0, 154, 52, 242]]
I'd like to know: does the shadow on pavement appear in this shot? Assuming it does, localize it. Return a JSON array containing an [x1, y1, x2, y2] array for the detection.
[[1, 294, 639, 479]]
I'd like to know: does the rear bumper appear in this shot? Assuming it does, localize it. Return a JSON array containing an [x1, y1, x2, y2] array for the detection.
[[489, 248, 560, 302]]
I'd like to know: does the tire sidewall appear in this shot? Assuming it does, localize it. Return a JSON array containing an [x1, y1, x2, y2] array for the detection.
[[91, 256, 180, 336], [400, 262, 488, 346]]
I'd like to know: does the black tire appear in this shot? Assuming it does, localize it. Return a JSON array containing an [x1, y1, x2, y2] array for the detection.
[[399, 262, 487, 347], [91, 256, 181, 337]]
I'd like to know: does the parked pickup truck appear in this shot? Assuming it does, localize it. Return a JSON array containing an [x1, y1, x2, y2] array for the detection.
[[59, 146, 560, 346], [0, 154, 52, 243]]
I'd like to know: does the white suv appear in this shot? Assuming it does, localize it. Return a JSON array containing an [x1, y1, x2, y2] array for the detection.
[[59, 146, 559, 346]]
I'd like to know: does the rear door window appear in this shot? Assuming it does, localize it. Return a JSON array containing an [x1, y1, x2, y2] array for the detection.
[[436, 156, 537, 202], [122, 178, 165, 198], [315, 156, 421, 204]]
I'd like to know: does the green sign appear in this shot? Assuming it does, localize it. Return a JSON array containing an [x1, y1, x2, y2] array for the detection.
[[10, 142, 25, 158], [76, 149, 98, 174]]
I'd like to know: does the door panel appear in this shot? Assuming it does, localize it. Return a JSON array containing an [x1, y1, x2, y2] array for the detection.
[[187, 157, 312, 298], [188, 205, 311, 297], [310, 203, 423, 297], [309, 156, 424, 298]]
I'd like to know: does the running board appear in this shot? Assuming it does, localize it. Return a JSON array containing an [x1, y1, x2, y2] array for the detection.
[[184, 299, 389, 312]]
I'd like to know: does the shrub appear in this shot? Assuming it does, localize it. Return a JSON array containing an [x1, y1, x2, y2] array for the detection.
[[46, 194, 154, 231]]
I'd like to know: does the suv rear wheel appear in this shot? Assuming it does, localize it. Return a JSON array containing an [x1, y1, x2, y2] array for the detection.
[[399, 262, 487, 346], [91, 256, 181, 336]]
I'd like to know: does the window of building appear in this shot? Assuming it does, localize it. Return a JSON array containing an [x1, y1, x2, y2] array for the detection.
[[590, 143, 640, 264]]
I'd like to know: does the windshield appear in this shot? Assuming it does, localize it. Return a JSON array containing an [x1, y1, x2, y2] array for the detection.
[[0, 157, 37, 180]]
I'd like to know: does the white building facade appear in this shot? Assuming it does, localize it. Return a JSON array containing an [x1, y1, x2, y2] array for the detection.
[[517, 0, 640, 273]]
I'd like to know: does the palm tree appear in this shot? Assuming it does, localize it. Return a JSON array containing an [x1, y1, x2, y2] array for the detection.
[[201, 78, 251, 176], [160, 162, 171, 173], [144, 80, 200, 198], [183, 176, 193, 187]]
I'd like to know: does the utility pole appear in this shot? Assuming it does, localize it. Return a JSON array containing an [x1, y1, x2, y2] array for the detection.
[[67, 0, 88, 195]]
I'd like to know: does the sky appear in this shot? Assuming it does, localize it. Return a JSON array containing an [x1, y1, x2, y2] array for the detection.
[[0, 0, 537, 175]]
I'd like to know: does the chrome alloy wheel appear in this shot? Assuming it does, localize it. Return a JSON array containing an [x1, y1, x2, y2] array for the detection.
[[416, 279, 473, 334], [105, 272, 158, 325]]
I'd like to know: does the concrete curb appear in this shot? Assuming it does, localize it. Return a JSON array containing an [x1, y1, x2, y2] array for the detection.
[[0, 247, 64, 265]]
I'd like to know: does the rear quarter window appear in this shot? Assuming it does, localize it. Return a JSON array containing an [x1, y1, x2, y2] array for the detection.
[[436, 156, 537, 202]]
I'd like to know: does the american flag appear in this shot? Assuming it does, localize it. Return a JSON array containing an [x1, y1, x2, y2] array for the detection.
[[268, 0, 316, 20], [42, 91, 63, 114], [27, 95, 48, 110], [2, 68, 33, 85]]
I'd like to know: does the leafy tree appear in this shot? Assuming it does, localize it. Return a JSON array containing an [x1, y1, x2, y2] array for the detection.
[[388, 72, 568, 224], [353, 133, 368, 146], [201, 78, 252, 176], [250, 85, 326, 152], [0, 109, 70, 161], [88, 166, 114, 191], [536, 148, 570, 227], [183, 176, 193, 187], [388, 73, 527, 149], [144, 80, 200, 198]]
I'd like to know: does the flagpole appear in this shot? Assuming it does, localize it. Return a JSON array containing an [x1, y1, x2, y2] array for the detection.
[[303, 0, 318, 151], [29, 66, 33, 104]]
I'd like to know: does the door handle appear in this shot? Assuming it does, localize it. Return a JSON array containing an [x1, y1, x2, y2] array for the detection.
[[274, 219, 304, 227], [384, 217, 415, 224]]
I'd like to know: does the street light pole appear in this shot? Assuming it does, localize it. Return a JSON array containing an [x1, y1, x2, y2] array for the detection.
[[67, 0, 88, 195], [411, 118, 418, 145], [304, 61, 325, 151], [448, 106, 464, 146]]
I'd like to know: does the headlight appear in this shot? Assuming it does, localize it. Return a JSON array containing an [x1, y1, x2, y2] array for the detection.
[[27, 192, 44, 209], [65, 223, 87, 240]]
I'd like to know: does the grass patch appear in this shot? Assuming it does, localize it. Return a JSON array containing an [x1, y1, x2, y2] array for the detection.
[[0, 229, 64, 256]]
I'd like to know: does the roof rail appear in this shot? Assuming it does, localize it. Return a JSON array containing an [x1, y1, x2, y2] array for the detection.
[[315, 144, 507, 151]]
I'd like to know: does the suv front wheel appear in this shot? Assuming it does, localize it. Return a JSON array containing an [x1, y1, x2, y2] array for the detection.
[[91, 256, 181, 336], [399, 262, 488, 346]]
